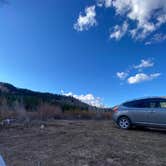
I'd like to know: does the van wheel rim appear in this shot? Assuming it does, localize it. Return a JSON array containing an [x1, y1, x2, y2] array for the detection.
[[119, 119, 129, 129]]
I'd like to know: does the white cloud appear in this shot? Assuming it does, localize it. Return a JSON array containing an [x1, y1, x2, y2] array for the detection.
[[82, 0, 166, 41], [61, 91, 105, 108], [117, 72, 128, 80], [74, 0, 166, 42], [110, 21, 128, 40], [127, 73, 161, 84], [111, 0, 166, 39], [97, 0, 112, 8], [134, 59, 154, 69], [74, 5, 97, 31], [145, 33, 166, 45], [117, 59, 154, 81], [116, 59, 161, 84]]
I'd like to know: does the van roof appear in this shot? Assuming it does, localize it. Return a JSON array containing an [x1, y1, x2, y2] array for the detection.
[[121, 96, 166, 105]]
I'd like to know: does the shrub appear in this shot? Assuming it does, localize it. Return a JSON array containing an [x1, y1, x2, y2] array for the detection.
[[37, 103, 62, 120]]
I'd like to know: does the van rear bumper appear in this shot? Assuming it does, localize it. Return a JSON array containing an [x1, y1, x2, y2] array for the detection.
[[112, 112, 119, 123]]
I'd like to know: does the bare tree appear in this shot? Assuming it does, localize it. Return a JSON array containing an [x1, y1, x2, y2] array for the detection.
[[13, 100, 29, 122]]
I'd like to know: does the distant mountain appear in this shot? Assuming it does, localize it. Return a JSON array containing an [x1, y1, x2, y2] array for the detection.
[[0, 82, 111, 112]]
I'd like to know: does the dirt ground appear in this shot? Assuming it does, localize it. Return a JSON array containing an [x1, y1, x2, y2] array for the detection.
[[0, 120, 166, 166]]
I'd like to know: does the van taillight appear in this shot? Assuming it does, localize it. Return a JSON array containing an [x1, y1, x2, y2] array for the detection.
[[113, 106, 118, 113]]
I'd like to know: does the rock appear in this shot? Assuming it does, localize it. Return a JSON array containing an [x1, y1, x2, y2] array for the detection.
[[40, 124, 45, 129], [106, 158, 114, 164]]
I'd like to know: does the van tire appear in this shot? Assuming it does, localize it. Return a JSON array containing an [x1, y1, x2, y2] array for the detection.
[[118, 116, 131, 129]]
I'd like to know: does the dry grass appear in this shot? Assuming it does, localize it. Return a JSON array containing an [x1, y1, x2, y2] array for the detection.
[[0, 120, 166, 166]]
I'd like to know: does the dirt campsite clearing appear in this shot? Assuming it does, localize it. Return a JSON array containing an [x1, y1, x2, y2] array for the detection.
[[0, 120, 166, 166]]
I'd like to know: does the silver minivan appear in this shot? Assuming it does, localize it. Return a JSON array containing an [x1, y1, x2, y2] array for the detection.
[[112, 97, 166, 129]]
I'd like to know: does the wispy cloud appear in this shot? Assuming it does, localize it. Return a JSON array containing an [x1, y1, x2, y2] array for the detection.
[[127, 73, 161, 84], [133, 59, 154, 70], [74, 5, 97, 31], [105, 0, 166, 40], [110, 22, 128, 40], [97, 0, 112, 8], [75, 0, 166, 43], [145, 33, 166, 45], [116, 71, 128, 80], [61, 91, 105, 108], [116, 58, 161, 84]]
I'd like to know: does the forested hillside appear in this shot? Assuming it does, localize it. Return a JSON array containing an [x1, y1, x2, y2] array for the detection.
[[0, 82, 112, 121]]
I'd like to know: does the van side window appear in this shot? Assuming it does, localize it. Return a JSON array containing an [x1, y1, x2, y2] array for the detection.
[[123, 99, 159, 108], [123, 100, 149, 108], [123, 98, 166, 108]]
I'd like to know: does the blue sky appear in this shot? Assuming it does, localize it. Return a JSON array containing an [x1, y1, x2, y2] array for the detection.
[[0, 0, 166, 107]]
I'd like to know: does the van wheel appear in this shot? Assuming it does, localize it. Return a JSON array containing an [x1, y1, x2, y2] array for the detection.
[[118, 117, 131, 129]]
